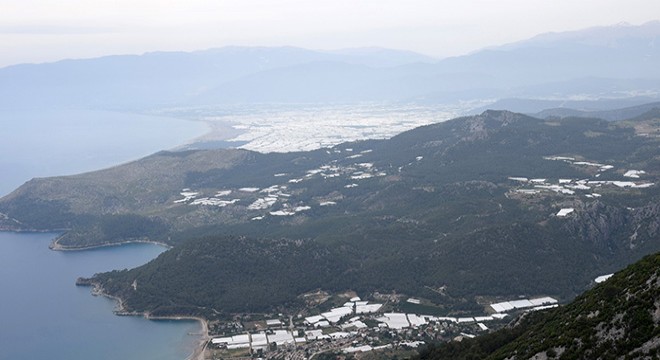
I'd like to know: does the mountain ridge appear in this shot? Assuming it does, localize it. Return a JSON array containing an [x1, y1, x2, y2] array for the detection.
[[495, 20, 660, 50], [3, 110, 658, 315], [1, 22, 659, 109]]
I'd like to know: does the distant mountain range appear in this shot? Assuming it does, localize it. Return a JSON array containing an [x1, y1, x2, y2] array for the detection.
[[1, 21, 659, 109], [2, 109, 658, 315], [3, 21, 659, 357], [1, 46, 432, 109], [469, 98, 660, 120], [534, 100, 660, 121]]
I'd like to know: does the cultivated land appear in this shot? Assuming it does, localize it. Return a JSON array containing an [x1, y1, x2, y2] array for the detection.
[[2, 108, 659, 359], [3, 22, 660, 360], [154, 102, 470, 153]]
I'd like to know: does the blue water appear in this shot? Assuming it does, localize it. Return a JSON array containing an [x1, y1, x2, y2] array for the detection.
[[0, 232, 201, 360], [0, 109, 209, 359], [0, 109, 207, 196]]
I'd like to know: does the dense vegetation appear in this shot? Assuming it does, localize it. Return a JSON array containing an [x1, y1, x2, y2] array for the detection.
[[417, 252, 660, 359], [3, 110, 660, 314], [94, 236, 346, 315]]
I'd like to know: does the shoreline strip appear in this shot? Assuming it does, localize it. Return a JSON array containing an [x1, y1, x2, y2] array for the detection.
[[88, 282, 209, 360]]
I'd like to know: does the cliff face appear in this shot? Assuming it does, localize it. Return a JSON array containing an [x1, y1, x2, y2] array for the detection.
[[630, 202, 660, 244], [562, 200, 660, 252], [564, 201, 628, 250]]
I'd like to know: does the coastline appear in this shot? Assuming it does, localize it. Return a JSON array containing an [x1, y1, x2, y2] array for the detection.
[[0, 229, 173, 252], [49, 236, 173, 251], [174, 118, 246, 151], [88, 282, 209, 360], [0, 109, 215, 359], [145, 314, 210, 360], [0, 227, 69, 234], [146, 315, 209, 360]]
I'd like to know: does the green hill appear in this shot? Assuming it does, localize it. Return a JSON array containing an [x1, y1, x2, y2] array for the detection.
[[417, 252, 660, 359], [2, 110, 659, 314]]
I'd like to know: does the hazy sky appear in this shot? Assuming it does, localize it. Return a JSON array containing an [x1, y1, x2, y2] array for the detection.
[[1, 0, 659, 67]]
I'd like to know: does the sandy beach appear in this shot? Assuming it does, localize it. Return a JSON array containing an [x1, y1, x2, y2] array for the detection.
[[175, 118, 246, 150], [144, 314, 210, 360], [89, 281, 210, 360], [186, 318, 210, 360]]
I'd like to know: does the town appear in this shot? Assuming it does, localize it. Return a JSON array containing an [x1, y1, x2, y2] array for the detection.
[[204, 292, 559, 359]]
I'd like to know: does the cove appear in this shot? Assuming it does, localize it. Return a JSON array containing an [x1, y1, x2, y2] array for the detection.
[[0, 232, 201, 360]]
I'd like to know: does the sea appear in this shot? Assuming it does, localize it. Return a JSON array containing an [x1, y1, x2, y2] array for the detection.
[[0, 109, 208, 196], [0, 109, 210, 360]]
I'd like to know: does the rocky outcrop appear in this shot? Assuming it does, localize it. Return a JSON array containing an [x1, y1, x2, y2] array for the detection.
[[563, 200, 660, 252]]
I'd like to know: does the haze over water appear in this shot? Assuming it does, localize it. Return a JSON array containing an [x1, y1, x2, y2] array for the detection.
[[0, 232, 202, 360], [0, 110, 208, 359], [0, 109, 208, 196]]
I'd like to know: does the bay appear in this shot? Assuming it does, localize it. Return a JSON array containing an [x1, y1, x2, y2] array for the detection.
[[0, 109, 211, 359], [0, 232, 201, 360], [0, 109, 208, 196]]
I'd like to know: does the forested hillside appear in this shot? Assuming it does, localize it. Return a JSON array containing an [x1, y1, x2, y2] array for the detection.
[[417, 252, 660, 359], [12, 109, 653, 315]]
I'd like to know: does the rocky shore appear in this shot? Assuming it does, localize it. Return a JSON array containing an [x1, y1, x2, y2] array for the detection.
[[51, 236, 172, 251]]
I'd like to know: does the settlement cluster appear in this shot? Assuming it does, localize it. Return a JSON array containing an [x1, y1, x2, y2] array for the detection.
[[210, 295, 559, 356]]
